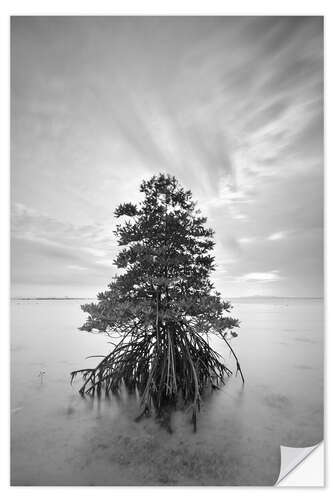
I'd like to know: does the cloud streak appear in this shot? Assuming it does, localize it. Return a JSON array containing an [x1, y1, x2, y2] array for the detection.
[[11, 17, 323, 297], [236, 271, 282, 283]]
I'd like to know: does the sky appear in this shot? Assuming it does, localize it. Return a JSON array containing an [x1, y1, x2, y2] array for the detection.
[[11, 16, 323, 298]]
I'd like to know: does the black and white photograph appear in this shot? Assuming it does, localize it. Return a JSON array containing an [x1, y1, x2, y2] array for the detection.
[[10, 15, 324, 486]]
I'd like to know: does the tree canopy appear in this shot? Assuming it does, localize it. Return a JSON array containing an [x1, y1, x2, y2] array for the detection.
[[72, 174, 243, 430]]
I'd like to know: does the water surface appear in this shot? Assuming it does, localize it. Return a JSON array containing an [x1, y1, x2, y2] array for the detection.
[[11, 298, 323, 485]]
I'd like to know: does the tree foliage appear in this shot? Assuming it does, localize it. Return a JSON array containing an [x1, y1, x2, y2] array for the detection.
[[71, 174, 243, 430]]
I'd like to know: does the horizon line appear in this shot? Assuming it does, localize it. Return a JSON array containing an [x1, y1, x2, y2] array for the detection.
[[10, 295, 324, 300]]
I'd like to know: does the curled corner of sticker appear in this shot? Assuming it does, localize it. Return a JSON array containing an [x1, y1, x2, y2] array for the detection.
[[275, 442, 322, 485]]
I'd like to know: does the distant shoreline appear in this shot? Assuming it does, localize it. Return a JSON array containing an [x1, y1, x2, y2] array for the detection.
[[11, 296, 324, 301], [11, 297, 94, 301]]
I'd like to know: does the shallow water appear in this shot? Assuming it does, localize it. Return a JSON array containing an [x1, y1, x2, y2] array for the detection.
[[11, 298, 323, 485]]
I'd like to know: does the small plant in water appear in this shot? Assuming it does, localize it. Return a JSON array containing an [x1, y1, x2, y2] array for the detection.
[[71, 174, 244, 431]]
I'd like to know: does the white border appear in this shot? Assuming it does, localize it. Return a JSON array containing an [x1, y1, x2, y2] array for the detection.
[[278, 442, 324, 486], [1, 1, 331, 498], [0, 0, 332, 15]]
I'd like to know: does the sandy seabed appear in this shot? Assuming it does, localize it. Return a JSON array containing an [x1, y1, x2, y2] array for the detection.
[[11, 298, 323, 485]]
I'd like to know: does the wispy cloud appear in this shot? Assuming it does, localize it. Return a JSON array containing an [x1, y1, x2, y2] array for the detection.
[[267, 231, 288, 241], [11, 202, 119, 295], [238, 237, 256, 244], [11, 17, 323, 297], [236, 271, 282, 283], [67, 264, 88, 271]]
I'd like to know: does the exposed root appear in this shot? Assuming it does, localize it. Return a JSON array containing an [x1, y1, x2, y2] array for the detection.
[[71, 319, 243, 431]]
